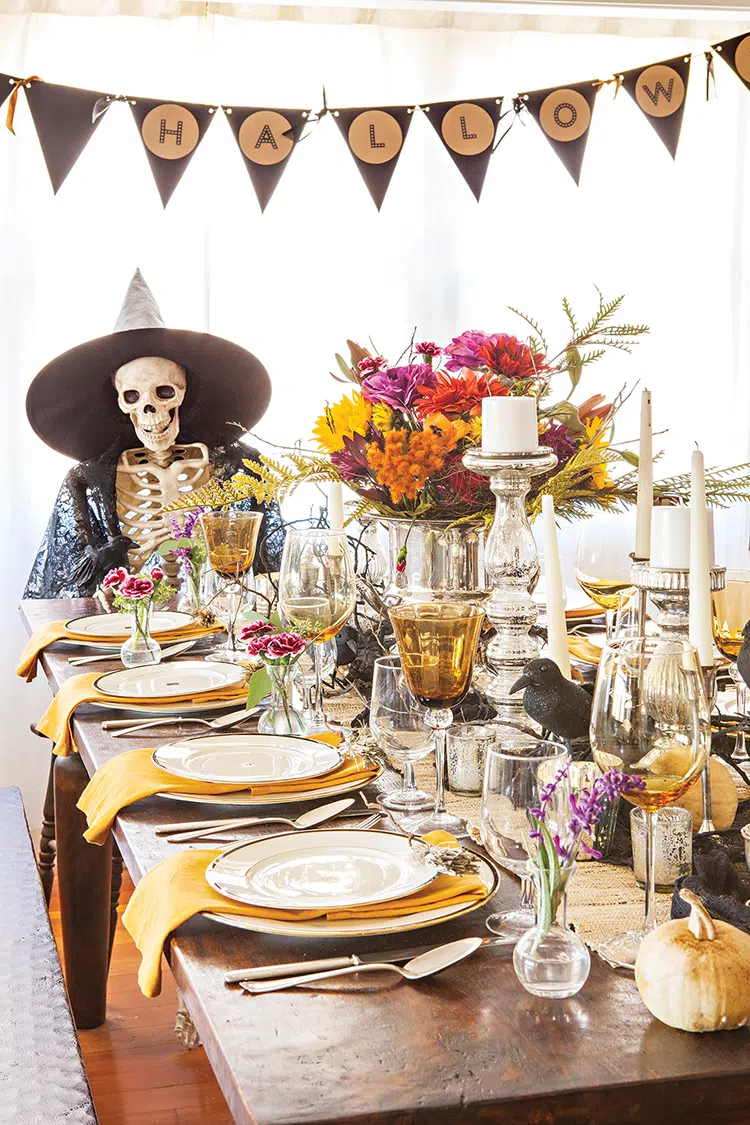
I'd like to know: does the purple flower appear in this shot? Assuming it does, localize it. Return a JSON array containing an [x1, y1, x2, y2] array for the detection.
[[361, 364, 436, 411], [265, 632, 307, 660], [531, 765, 644, 865], [174, 546, 193, 576], [331, 433, 372, 482], [539, 422, 577, 467], [444, 330, 490, 373], [170, 508, 204, 541]]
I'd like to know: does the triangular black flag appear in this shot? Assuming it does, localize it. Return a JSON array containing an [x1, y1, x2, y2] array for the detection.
[[225, 105, 308, 211], [424, 98, 502, 201], [713, 33, 750, 94], [130, 97, 216, 206], [0, 74, 16, 112], [520, 80, 598, 185], [621, 55, 691, 159], [24, 81, 110, 193], [333, 106, 413, 210]]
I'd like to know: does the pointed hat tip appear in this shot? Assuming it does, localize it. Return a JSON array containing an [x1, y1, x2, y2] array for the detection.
[[114, 268, 166, 333]]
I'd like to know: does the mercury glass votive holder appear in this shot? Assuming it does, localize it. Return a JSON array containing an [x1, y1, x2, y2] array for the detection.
[[446, 723, 497, 795], [630, 807, 693, 892]]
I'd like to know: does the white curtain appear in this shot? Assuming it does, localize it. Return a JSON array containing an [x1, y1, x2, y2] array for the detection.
[[3, 5, 750, 830]]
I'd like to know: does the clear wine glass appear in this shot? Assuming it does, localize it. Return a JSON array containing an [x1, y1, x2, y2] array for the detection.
[[278, 529, 357, 734], [369, 656, 434, 813], [480, 733, 570, 941], [390, 602, 484, 835], [590, 635, 708, 967], [574, 511, 635, 639], [712, 568, 750, 759]]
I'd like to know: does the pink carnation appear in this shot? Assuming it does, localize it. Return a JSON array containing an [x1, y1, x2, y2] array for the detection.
[[246, 636, 273, 657], [240, 621, 276, 641], [119, 576, 154, 600], [103, 567, 128, 590], [265, 632, 307, 660], [415, 341, 441, 360], [358, 356, 387, 375], [150, 566, 165, 582]]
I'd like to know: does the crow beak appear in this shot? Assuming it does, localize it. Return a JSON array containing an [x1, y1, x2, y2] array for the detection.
[[510, 674, 531, 695]]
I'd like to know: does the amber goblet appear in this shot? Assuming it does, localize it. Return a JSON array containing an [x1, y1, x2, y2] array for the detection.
[[199, 509, 263, 663]]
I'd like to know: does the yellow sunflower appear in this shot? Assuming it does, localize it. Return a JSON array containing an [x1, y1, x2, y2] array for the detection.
[[372, 403, 395, 434], [312, 391, 372, 453], [585, 416, 613, 492]]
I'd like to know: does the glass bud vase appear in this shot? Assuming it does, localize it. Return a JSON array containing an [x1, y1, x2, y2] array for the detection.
[[512, 871, 590, 999], [258, 663, 307, 736], [120, 601, 162, 668]]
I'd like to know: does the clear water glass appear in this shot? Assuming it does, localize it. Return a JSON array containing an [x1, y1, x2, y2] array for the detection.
[[369, 656, 433, 813]]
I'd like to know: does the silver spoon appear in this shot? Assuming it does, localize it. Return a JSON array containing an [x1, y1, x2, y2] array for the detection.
[[240, 937, 483, 994], [163, 797, 357, 843]]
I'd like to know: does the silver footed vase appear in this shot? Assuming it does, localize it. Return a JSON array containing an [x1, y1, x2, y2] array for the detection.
[[381, 518, 488, 607]]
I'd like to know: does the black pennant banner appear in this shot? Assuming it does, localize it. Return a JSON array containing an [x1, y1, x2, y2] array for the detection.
[[25, 80, 109, 193], [621, 54, 691, 159], [521, 80, 598, 184], [334, 105, 413, 210], [0, 74, 15, 112], [423, 97, 503, 200], [225, 105, 308, 211], [130, 97, 216, 206], [713, 32, 750, 93]]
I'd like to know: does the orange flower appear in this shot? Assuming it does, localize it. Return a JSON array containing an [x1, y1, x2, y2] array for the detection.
[[366, 428, 454, 505], [413, 370, 507, 420]]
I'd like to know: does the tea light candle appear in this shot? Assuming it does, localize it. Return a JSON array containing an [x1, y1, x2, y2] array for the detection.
[[689, 449, 715, 668], [481, 396, 539, 454], [650, 506, 715, 570], [635, 389, 652, 561], [541, 495, 571, 679]]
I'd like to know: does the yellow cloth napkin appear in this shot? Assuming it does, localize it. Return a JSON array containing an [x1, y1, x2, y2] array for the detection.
[[17, 618, 224, 682], [78, 739, 374, 845], [36, 672, 249, 757], [122, 831, 487, 997], [568, 636, 603, 666]]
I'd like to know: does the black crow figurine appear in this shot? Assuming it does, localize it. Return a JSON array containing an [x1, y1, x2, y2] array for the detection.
[[510, 658, 592, 746], [735, 620, 750, 690], [66, 535, 141, 596]]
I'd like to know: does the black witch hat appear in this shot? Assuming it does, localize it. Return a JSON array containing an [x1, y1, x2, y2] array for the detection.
[[26, 270, 272, 462]]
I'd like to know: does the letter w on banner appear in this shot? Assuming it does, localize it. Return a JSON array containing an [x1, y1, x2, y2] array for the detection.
[[225, 106, 309, 211], [333, 105, 413, 210], [519, 80, 598, 184], [423, 98, 503, 200], [130, 97, 217, 206], [620, 55, 691, 159]]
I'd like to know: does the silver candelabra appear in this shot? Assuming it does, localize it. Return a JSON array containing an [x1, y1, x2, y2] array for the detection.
[[463, 446, 557, 724]]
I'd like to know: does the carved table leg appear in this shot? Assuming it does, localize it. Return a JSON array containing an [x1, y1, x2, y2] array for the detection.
[[38, 750, 57, 905], [54, 753, 112, 1029], [109, 843, 124, 965]]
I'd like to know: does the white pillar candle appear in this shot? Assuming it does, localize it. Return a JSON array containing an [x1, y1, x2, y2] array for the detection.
[[650, 506, 715, 570], [635, 389, 652, 560], [481, 396, 539, 454], [328, 481, 344, 532], [689, 450, 715, 668], [541, 495, 572, 680]]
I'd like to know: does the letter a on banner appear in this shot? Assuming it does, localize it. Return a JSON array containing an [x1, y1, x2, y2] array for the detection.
[[333, 106, 413, 210], [620, 55, 691, 159], [24, 81, 111, 193], [424, 98, 503, 200], [225, 106, 308, 211], [713, 33, 750, 94], [520, 81, 598, 184], [130, 98, 216, 206]]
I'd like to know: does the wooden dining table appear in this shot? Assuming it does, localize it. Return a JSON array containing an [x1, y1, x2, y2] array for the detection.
[[20, 596, 750, 1125]]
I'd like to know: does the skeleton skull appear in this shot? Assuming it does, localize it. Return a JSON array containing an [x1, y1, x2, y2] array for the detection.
[[114, 356, 186, 453]]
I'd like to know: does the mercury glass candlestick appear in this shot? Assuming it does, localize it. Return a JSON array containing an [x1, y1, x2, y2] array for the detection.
[[462, 447, 557, 723]]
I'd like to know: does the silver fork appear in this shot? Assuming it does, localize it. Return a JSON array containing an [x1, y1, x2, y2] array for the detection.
[[166, 809, 384, 845]]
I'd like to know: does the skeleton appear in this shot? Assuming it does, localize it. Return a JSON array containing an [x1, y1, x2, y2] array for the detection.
[[113, 356, 210, 569]]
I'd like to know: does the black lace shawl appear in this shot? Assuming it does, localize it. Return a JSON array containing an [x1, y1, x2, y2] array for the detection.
[[24, 440, 283, 599]]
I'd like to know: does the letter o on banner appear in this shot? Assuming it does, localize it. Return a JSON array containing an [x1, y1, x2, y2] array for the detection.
[[538, 89, 590, 142], [635, 64, 684, 118], [347, 110, 403, 164], [440, 102, 495, 156], [734, 35, 750, 82], [239, 110, 294, 166], [141, 104, 200, 159]]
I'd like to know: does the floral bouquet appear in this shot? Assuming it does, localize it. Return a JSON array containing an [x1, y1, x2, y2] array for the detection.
[[157, 509, 207, 611], [240, 620, 308, 736], [102, 565, 172, 666]]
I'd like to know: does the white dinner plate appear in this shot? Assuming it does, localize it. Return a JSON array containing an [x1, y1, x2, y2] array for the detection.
[[66, 611, 194, 639], [157, 760, 385, 805], [94, 660, 245, 700], [152, 733, 343, 786], [207, 829, 438, 911], [206, 851, 499, 938]]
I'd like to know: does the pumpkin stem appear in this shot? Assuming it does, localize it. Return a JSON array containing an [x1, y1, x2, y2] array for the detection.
[[680, 888, 716, 941]]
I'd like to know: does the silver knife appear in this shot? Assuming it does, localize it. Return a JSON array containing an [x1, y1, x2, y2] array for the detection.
[[224, 936, 510, 983]]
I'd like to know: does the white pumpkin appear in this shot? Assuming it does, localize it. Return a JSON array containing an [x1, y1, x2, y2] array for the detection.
[[635, 889, 750, 1032]]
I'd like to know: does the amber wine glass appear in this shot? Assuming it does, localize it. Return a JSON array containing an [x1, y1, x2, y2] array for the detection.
[[574, 512, 635, 638], [590, 636, 708, 967], [199, 509, 263, 663], [278, 529, 356, 734], [390, 603, 484, 834], [712, 569, 750, 759]]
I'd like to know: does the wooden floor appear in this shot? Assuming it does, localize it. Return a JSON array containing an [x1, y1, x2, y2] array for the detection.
[[50, 870, 234, 1125]]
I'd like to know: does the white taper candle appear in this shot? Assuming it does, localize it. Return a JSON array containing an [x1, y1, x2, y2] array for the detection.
[[635, 389, 652, 561], [688, 450, 714, 668], [541, 495, 572, 680], [328, 481, 344, 533]]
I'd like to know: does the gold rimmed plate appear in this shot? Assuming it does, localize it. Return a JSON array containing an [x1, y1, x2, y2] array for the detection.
[[152, 733, 343, 787], [157, 760, 385, 806]]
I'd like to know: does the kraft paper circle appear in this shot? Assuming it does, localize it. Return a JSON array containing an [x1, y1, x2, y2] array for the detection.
[[440, 103, 495, 155], [142, 104, 200, 159], [734, 36, 750, 83], [634, 65, 684, 118], [239, 110, 294, 166], [348, 110, 403, 165], [538, 89, 591, 142]]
